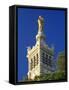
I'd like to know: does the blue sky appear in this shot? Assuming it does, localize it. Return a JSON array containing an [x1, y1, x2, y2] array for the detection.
[[18, 8, 65, 81]]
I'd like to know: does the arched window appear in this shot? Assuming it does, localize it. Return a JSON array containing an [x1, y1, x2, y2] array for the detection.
[[42, 53, 45, 64], [46, 54, 48, 65], [34, 56, 35, 67], [36, 53, 38, 65], [30, 59, 34, 70], [30, 59, 32, 70], [49, 56, 52, 66]]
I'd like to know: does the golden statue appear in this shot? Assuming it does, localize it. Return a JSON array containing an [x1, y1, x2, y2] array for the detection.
[[38, 16, 44, 32]]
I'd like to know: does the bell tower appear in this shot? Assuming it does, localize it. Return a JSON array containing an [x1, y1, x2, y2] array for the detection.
[[27, 16, 54, 80]]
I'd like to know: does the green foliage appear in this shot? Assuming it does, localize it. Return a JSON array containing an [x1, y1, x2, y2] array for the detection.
[[34, 71, 65, 81], [57, 51, 65, 71]]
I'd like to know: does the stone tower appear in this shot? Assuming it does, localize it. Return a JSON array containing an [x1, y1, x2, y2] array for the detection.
[[27, 16, 54, 80]]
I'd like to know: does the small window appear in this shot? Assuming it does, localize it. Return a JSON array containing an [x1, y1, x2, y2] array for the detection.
[[49, 56, 51, 59], [46, 54, 48, 59]]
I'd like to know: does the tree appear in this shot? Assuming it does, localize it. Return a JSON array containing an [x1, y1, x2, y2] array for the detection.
[[57, 52, 65, 72], [34, 71, 65, 81]]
